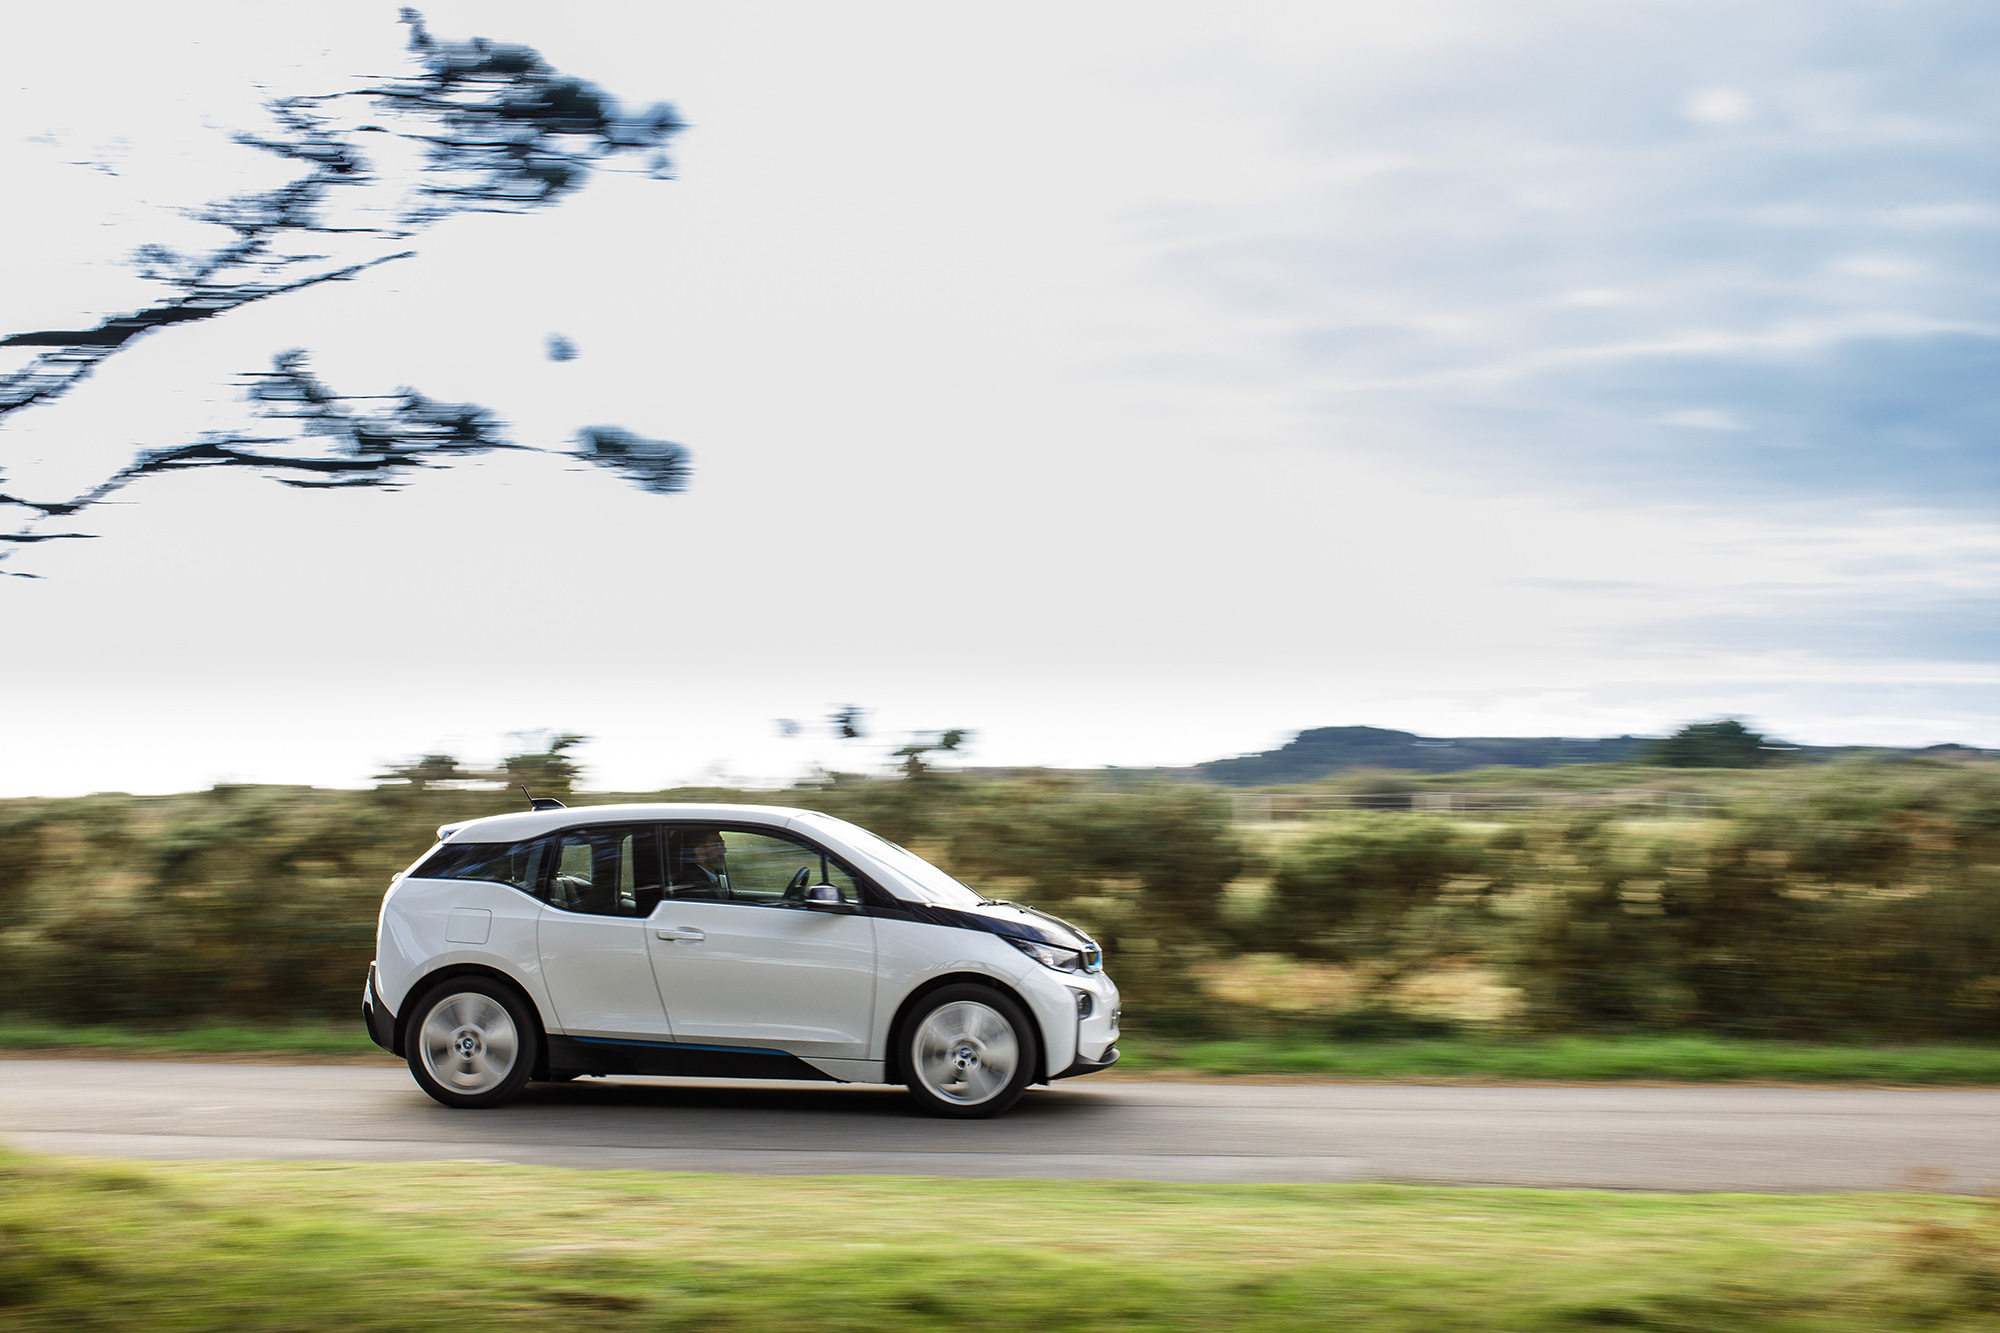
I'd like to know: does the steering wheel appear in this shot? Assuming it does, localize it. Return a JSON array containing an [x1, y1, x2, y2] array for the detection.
[[781, 866, 812, 902]]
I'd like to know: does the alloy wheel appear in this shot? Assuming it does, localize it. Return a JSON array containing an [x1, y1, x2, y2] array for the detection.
[[418, 990, 521, 1095], [912, 1000, 1019, 1105]]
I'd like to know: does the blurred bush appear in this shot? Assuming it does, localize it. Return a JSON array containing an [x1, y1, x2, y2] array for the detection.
[[0, 757, 1996, 1041], [1, 785, 518, 1024], [1482, 762, 2000, 1038], [1260, 818, 1497, 1011]]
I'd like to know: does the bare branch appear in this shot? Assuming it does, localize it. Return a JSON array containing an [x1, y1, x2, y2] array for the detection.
[[575, 426, 691, 495], [0, 352, 689, 572], [1, 10, 684, 426], [0, 252, 414, 422], [1, 11, 693, 576]]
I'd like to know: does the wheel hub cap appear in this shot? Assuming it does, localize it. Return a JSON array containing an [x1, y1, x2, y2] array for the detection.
[[417, 993, 519, 1096], [912, 1001, 1019, 1105]]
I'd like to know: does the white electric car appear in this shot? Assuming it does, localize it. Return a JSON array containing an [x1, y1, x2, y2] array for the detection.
[[363, 802, 1119, 1117]]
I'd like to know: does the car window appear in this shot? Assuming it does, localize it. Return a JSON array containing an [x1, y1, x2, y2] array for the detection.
[[413, 838, 550, 896], [666, 826, 859, 907], [550, 824, 665, 917]]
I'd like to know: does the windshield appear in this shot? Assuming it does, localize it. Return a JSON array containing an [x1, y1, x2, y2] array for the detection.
[[795, 813, 986, 907]]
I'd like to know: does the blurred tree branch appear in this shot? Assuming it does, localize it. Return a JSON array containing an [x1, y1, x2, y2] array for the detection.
[[895, 728, 972, 780], [374, 733, 588, 799], [1, 9, 691, 576]]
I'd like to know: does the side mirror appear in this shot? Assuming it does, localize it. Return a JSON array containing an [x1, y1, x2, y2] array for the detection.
[[802, 883, 858, 913]]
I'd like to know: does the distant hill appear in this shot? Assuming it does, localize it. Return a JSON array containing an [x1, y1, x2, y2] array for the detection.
[[1196, 727, 1655, 785], [1193, 725, 1991, 786]]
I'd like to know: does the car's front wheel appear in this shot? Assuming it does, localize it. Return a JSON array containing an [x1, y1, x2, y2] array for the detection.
[[901, 984, 1039, 1118], [406, 977, 538, 1109]]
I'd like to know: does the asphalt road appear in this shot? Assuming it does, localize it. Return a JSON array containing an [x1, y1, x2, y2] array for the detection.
[[2, 1059, 1993, 1191]]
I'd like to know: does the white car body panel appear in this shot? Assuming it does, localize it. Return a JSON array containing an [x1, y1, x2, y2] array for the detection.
[[538, 909, 675, 1039], [869, 915, 1077, 1075], [373, 802, 1120, 1088], [376, 876, 553, 1024], [644, 900, 876, 1058]]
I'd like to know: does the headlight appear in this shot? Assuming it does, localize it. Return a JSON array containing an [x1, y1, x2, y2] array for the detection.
[[1005, 935, 1085, 973]]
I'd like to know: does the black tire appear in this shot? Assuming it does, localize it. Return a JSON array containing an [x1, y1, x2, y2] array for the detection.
[[900, 984, 1040, 1119], [405, 976, 539, 1109]]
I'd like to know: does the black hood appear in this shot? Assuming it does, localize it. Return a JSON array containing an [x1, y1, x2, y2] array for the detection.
[[896, 898, 1098, 952]]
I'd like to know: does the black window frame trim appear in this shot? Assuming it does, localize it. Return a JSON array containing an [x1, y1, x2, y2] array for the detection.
[[470, 818, 895, 915], [414, 819, 1019, 931]]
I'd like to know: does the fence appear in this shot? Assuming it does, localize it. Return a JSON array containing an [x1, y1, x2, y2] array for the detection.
[[1231, 789, 1716, 822]]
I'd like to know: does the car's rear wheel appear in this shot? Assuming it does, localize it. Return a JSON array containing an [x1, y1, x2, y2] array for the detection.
[[901, 984, 1039, 1118], [406, 977, 538, 1109]]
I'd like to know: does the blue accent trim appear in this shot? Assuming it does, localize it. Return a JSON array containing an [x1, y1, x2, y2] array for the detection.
[[572, 1036, 784, 1057]]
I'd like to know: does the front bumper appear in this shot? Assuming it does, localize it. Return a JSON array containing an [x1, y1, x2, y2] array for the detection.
[[362, 963, 397, 1054], [1053, 1044, 1120, 1080]]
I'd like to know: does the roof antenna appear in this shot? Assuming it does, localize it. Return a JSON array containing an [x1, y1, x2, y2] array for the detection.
[[519, 782, 566, 812]]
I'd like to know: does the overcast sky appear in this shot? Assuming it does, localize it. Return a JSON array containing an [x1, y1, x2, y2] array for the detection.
[[5, 0, 1998, 795]]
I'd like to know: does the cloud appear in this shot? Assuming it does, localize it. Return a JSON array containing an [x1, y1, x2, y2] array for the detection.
[[1141, 0, 2000, 511], [1656, 597, 2000, 661], [1682, 87, 1758, 126], [1656, 409, 1748, 432]]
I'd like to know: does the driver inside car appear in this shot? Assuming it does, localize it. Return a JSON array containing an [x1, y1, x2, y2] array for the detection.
[[669, 829, 730, 899]]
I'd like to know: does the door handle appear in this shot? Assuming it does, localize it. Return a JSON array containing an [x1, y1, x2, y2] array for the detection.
[[656, 926, 705, 943]]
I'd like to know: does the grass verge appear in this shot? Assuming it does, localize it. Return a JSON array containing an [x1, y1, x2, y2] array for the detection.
[[2, 1150, 1997, 1330], [1115, 1033, 2000, 1083], [0, 1019, 385, 1060], [6, 1019, 2000, 1084]]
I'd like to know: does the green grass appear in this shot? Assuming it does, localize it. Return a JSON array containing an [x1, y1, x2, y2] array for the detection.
[[1117, 1034, 2000, 1083], [0, 1018, 384, 1058], [7, 1019, 1999, 1085], [1, 1150, 1996, 1330]]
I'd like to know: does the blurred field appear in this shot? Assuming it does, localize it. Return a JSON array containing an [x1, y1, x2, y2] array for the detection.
[[3, 1149, 1999, 1330]]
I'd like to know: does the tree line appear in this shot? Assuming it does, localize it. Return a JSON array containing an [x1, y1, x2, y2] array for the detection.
[[2, 755, 1997, 1041]]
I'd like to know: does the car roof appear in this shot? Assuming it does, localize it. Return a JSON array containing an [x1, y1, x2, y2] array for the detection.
[[437, 802, 820, 845]]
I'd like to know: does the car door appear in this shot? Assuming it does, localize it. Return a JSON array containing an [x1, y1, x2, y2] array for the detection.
[[645, 824, 876, 1059], [536, 823, 675, 1039]]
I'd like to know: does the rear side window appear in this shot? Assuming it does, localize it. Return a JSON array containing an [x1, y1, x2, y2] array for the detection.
[[549, 824, 665, 917], [414, 838, 550, 896]]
